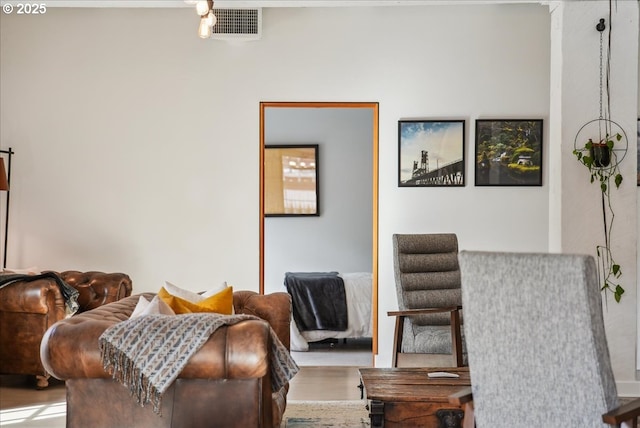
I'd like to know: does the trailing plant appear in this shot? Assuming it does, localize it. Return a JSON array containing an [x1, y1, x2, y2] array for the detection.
[[572, 132, 624, 303]]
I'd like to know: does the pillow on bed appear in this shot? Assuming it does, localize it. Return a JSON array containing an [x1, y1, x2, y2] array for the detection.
[[130, 295, 175, 319], [158, 286, 233, 315]]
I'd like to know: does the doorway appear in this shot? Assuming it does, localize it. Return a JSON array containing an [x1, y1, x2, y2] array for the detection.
[[259, 101, 379, 359]]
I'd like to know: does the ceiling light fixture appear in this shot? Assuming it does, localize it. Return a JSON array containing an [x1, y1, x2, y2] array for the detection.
[[187, 0, 216, 39]]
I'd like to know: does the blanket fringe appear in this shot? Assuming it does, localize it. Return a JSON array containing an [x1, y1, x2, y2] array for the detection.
[[100, 339, 164, 415]]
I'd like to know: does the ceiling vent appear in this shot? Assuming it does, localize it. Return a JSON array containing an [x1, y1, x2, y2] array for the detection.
[[211, 8, 262, 41]]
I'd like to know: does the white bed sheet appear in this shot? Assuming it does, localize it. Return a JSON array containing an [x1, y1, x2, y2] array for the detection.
[[290, 272, 372, 352]]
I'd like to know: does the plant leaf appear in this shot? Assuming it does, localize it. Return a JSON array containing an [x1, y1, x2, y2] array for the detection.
[[612, 264, 621, 277], [615, 174, 622, 188]]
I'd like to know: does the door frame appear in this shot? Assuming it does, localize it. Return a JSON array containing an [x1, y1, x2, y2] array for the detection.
[[259, 101, 379, 355]]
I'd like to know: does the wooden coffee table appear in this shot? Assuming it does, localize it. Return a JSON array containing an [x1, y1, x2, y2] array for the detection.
[[358, 367, 470, 428]]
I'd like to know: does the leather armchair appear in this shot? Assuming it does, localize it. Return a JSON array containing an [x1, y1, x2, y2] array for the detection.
[[0, 271, 132, 388], [41, 290, 293, 428]]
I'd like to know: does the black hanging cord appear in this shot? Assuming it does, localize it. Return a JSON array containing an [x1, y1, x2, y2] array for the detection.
[[595, 18, 609, 246], [606, 2, 612, 135]]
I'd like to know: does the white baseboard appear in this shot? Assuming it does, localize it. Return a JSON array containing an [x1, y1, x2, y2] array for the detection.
[[617, 381, 640, 397]]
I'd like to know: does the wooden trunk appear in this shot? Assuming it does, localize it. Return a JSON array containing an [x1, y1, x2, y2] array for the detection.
[[359, 367, 470, 428]]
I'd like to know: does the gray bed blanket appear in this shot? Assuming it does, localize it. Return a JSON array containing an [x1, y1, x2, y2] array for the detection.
[[284, 271, 348, 332]]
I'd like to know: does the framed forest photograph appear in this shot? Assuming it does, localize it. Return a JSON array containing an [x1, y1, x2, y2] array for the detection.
[[475, 119, 543, 186], [398, 119, 465, 187]]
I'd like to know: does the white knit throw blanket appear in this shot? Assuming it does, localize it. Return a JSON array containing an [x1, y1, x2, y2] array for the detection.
[[99, 313, 299, 415]]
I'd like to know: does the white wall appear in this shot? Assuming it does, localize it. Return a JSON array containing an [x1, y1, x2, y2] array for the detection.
[[546, 2, 638, 394], [263, 107, 373, 293], [13, 5, 637, 375]]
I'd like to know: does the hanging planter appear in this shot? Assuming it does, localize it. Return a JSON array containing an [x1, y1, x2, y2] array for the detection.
[[571, 16, 629, 304], [574, 127, 627, 303], [588, 138, 612, 168], [575, 129, 625, 174]]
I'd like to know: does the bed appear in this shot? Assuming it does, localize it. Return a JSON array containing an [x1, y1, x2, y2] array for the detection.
[[284, 271, 372, 352]]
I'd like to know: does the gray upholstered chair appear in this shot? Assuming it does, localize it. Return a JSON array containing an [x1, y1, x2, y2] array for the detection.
[[388, 233, 464, 368], [453, 251, 640, 428]]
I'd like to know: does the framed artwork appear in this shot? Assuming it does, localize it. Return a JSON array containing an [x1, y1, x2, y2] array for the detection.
[[637, 118, 639, 186], [474, 119, 543, 186], [398, 120, 465, 187], [264, 144, 319, 216]]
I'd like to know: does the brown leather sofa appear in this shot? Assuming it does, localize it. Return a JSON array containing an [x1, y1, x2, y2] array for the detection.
[[0, 271, 132, 388], [41, 290, 293, 428]]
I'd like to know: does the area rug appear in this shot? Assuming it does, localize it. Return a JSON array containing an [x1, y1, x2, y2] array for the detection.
[[282, 400, 370, 427]]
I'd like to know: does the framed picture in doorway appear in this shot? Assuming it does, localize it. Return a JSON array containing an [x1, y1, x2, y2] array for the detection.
[[474, 119, 543, 186], [264, 144, 319, 216], [398, 119, 465, 187]]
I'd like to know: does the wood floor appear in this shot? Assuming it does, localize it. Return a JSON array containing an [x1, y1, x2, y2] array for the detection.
[[289, 366, 365, 401], [0, 366, 365, 427], [3, 368, 638, 427]]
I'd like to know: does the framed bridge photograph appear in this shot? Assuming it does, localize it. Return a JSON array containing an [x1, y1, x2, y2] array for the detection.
[[398, 119, 466, 187], [475, 119, 543, 186]]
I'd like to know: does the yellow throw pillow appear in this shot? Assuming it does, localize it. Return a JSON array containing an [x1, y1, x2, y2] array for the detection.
[[158, 285, 233, 315]]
